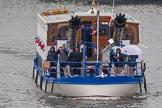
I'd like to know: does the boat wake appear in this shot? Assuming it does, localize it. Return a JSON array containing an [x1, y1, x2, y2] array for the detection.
[[48, 95, 121, 100]]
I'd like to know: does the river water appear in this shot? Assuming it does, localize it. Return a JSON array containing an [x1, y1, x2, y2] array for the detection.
[[0, 0, 162, 108]]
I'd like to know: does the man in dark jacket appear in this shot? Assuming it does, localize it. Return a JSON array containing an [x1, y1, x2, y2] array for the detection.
[[68, 47, 82, 75], [59, 43, 69, 73], [47, 46, 58, 77]]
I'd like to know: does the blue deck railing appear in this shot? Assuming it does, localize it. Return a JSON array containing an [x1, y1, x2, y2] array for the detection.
[[34, 57, 145, 79]]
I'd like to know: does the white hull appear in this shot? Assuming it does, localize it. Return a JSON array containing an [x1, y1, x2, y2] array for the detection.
[[46, 83, 139, 97], [34, 70, 140, 97]]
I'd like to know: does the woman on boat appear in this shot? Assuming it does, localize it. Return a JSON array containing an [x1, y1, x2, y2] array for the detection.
[[47, 51, 52, 61], [113, 48, 124, 75], [47, 46, 58, 77], [127, 55, 138, 77]]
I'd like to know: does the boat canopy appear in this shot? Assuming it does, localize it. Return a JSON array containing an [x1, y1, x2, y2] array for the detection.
[[36, 7, 141, 61], [38, 12, 72, 24], [38, 8, 140, 24]]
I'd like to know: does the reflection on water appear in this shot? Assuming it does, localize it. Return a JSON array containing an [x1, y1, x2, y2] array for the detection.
[[0, 0, 162, 108]]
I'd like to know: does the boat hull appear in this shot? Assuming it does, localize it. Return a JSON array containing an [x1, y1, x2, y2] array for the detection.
[[46, 83, 139, 97], [33, 69, 141, 97]]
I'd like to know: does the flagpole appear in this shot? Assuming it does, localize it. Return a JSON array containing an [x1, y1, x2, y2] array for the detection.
[[96, 3, 99, 63], [112, 0, 115, 14]]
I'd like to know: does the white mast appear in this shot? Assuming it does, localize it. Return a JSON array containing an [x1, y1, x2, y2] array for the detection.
[[91, 0, 95, 7], [96, 2, 99, 63], [112, 0, 115, 14]]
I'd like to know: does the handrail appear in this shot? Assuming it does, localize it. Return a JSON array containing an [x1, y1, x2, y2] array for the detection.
[[37, 59, 145, 78], [83, 42, 97, 49]]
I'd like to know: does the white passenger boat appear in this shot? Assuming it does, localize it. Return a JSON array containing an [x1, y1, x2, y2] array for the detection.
[[33, 0, 147, 97]]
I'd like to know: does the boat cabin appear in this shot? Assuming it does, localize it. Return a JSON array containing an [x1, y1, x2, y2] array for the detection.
[[33, 4, 147, 97], [35, 8, 141, 61]]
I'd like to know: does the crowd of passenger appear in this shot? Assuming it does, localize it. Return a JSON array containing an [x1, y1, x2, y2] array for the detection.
[[110, 48, 138, 77], [44, 43, 138, 78], [45, 43, 83, 77]]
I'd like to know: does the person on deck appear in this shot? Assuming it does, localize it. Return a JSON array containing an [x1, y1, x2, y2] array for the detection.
[[113, 48, 124, 75], [127, 55, 138, 77], [68, 47, 83, 75], [58, 43, 69, 74], [47, 46, 58, 77], [47, 51, 52, 61]]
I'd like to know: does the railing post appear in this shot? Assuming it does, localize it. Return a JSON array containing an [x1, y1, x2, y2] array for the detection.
[[57, 62, 60, 78], [95, 62, 100, 76], [83, 44, 86, 77], [57, 54, 61, 78]]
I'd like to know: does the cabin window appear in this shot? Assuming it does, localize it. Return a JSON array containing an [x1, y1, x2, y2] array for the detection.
[[81, 22, 92, 42], [109, 26, 114, 38], [48, 24, 57, 43], [94, 22, 108, 36], [81, 22, 93, 57], [123, 27, 129, 40], [99, 26, 107, 35], [129, 25, 136, 44], [111, 25, 129, 40], [111, 24, 137, 43], [58, 26, 69, 40], [122, 24, 136, 42]]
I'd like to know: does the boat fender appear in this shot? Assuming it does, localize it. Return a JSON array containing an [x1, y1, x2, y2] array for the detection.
[[40, 76, 43, 90], [142, 62, 146, 71], [35, 70, 39, 86], [32, 66, 35, 78], [51, 79, 55, 93], [45, 79, 48, 93], [139, 80, 142, 93], [144, 76, 147, 93]]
